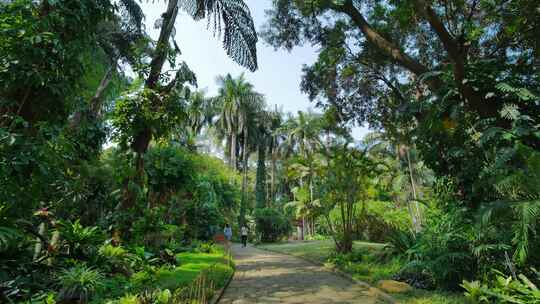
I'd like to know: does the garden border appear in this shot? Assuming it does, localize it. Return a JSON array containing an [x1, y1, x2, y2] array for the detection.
[[256, 243, 399, 304], [209, 253, 236, 304], [209, 266, 235, 304]]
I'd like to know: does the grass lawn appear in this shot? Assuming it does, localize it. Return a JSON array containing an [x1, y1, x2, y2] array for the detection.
[[258, 240, 467, 304], [151, 252, 232, 290], [98, 250, 233, 302]]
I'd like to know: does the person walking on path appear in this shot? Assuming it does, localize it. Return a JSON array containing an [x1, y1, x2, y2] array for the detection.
[[224, 223, 232, 242], [241, 225, 248, 247], [223, 223, 233, 255]]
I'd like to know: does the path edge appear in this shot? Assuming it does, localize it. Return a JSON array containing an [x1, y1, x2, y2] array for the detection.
[[209, 259, 236, 304], [256, 245, 399, 304]]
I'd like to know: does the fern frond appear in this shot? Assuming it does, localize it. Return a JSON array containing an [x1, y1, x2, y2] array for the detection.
[[500, 103, 520, 121], [118, 0, 145, 32], [180, 0, 258, 71]]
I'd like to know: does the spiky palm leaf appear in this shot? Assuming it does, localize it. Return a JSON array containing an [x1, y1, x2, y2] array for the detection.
[[118, 0, 145, 32], [478, 199, 540, 265], [180, 0, 258, 71], [100, 0, 149, 64]]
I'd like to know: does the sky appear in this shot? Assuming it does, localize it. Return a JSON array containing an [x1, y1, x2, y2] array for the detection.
[[139, 0, 369, 140]]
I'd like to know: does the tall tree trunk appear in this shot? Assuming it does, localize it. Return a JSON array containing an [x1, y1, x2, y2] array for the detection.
[[47, 230, 60, 266], [406, 147, 422, 233], [255, 143, 267, 209], [69, 63, 116, 129], [231, 132, 237, 170], [398, 143, 421, 234], [225, 134, 231, 167], [122, 0, 179, 210], [301, 217, 305, 241], [269, 140, 277, 206], [239, 127, 249, 226]]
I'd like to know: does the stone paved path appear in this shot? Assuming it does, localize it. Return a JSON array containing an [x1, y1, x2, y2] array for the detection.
[[219, 244, 379, 304]]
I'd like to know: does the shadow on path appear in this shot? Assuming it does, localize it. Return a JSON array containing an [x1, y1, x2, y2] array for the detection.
[[219, 244, 379, 304]]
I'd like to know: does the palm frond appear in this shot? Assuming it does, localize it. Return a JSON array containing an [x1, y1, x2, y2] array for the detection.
[[118, 0, 145, 32], [180, 0, 258, 71]]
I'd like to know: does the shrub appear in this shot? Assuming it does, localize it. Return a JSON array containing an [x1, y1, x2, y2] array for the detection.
[[0, 226, 23, 253], [392, 268, 436, 290], [193, 241, 218, 254], [404, 207, 476, 290], [130, 269, 157, 290], [461, 269, 540, 303], [57, 264, 104, 303], [356, 201, 411, 242], [138, 289, 172, 304], [57, 220, 104, 259], [305, 233, 328, 241], [113, 294, 139, 304], [98, 244, 134, 275], [385, 228, 416, 256], [254, 208, 292, 243]]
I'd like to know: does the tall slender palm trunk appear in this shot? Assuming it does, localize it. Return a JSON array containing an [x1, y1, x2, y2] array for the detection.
[[239, 126, 249, 226], [406, 147, 422, 233], [230, 132, 237, 170], [270, 142, 277, 206]]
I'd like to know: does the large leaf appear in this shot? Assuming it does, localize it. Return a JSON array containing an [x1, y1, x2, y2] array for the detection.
[[180, 0, 258, 71]]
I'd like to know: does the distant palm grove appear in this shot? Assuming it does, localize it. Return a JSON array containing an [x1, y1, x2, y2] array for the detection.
[[0, 0, 539, 303]]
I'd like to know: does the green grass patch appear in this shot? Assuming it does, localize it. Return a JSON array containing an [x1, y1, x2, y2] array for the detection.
[[130, 252, 230, 291], [97, 251, 233, 303], [258, 240, 467, 304]]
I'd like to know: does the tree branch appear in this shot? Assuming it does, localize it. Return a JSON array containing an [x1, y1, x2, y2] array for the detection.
[[90, 63, 116, 117], [145, 0, 179, 89], [337, 0, 429, 76]]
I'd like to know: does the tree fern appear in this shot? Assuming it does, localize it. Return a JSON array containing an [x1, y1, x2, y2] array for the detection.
[[179, 0, 258, 71], [118, 0, 145, 32]]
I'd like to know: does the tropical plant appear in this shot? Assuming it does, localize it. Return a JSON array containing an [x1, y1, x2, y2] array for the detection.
[[462, 270, 540, 303], [404, 207, 476, 290], [318, 143, 380, 253], [57, 265, 104, 303], [386, 228, 416, 257], [254, 208, 292, 243], [0, 226, 22, 253], [99, 244, 135, 275], [57, 220, 105, 259]]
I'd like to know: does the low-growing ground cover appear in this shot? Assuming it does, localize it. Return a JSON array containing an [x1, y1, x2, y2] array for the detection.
[[96, 248, 233, 303], [258, 240, 467, 304]]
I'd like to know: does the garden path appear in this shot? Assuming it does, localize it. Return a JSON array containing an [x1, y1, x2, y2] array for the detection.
[[219, 244, 380, 304]]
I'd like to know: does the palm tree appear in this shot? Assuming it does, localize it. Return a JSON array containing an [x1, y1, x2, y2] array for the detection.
[[214, 73, 264, 225], [172, 90, 215, 150], [280, 111, 325, 239], [267, 107, 284, 206], [124, 0, 259, 209], [363, 131, 432, 234], [253, 109, 276, 209], [282, 110, 324, 158]]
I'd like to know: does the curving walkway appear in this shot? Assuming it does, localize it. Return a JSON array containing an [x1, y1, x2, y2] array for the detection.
[[219, 244, 379, 304]]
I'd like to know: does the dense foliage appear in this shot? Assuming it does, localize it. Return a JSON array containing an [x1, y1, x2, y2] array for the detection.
[[1, 0, 539, 302], [0, 0, 255, 302]]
